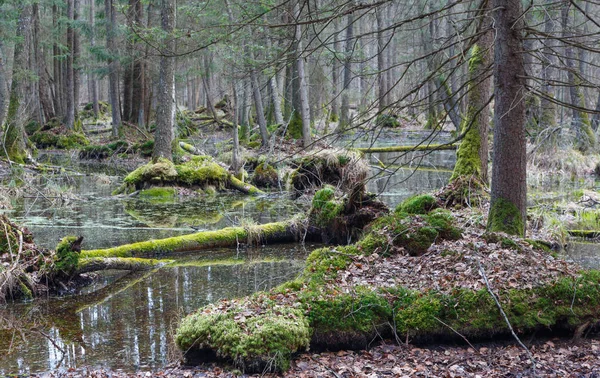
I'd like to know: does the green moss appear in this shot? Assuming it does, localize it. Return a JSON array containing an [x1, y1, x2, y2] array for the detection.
[[175, 302, 310, 372], [301, 246, 359, 284], [252, 164, 279, 188], [487, 198, 525, 236], [54, 236, 81, 276], [286, 111, 303, 140], [139, 187, 177, 200], [310, 185, 344, 227], [396, 194, 438, 214], [304, 286, 392, 335], [133, 140, 154, 157], [175, 157, 228, 187], [82, 221, 290, 258], [375, 113, 400, 128]]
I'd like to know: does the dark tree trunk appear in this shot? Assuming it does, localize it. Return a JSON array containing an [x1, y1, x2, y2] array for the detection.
[[52, 4, 64, 119], [123, 0, 144, 123], [89, 0, 99, 118], [153, 0, 175, 161], [375, 8, 387, 111], [488, 0, 527, 236], [338, 5, 354, 131], [561, 0, 596, 153], [0, 41, 7, 128], [3, 4, 32, 163], [105, 0, 122, 136], [65, 0, 75, 129], [32, 3, 55, 123], [73, 0, 81, 120], [331, 18, 341, 122]]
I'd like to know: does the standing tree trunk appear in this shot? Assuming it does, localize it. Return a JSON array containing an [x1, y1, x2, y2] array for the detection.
[[123, 0, 144, 124], [89, 0, 99, 118], [0, 41, 7, 128], [561, 0, 596, 153], [32, 3, 55, 123], [65, 0, 75, 129], [153, 0, 175, 161], [375, 8, 387, 111], [330, 18, 341, 122], [338, 5, 354, 131], [487, 0, 527, 236], [3, 4, 32, 163], [52, 3, 64, 119], [295, 2, 311, 147], [105, 0, 122, 137], [73, 0, 81, 123], [538, 0, 557, 136], [450, 2, 492, 184], [249, 49, 269, 147]]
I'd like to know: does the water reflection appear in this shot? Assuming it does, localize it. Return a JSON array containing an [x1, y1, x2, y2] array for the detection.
[[0, 244, 315, 375]]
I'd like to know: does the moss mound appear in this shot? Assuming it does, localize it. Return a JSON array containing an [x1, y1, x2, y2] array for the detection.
[[30, 119, 89, 149], [175, 299, 310, 372], [251, 164, 279, 188], [53, 236, 83, 277], [396, 194, 439, 214], [375, 113, 400, 128], [79, 140, 130, 159], [115, 156, 230, 194], [309, 185, 389, 244]]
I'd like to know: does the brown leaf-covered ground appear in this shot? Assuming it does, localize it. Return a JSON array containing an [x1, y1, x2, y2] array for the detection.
[[36, 336, 600, 377]]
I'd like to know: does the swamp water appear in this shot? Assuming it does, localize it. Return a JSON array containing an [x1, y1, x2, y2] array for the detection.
[[1, 130, 599, 374]]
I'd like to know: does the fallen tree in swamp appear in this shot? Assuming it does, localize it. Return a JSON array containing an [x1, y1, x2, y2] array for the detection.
[[174, 194, 600, 373]]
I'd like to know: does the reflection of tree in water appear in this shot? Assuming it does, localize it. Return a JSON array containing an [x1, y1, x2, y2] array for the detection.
[[124, 199, 224, 228]]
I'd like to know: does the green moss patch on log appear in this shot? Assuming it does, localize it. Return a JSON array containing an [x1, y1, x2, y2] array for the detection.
[[82, 221, 299, 258], [76, 257, 169, 274], [176, 299, 310, 372], [114, 156, 263, 196]]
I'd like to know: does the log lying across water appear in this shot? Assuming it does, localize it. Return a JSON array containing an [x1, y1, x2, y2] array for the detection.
[[76, 257, 170, 274], [82, 221, 314, 259], [355, 143, 458, 153], [568, 230, 600, 238]]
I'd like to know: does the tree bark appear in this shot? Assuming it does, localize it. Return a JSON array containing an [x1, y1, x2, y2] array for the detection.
[[105, 0, 122, 137], [249, 49, 269, 147], [375, 8, 387, 111], [89, 0, 99, 118], [338, 4, 354, 131], [3, 4, 32, 163], [153, 0, 175, 161], [73, 0, 81, 120], [331, 18, 341, 121], [561, 0, 596, 153], [295, 2, 311, 147], [450, 2, 492, 183], [123, 0, 144, 124], [65, 0, 75, 129], [52, 4, 64, 119], [488, 0, 527, 236], [32, 3, 55, 123], [0, 41, 7, 128]]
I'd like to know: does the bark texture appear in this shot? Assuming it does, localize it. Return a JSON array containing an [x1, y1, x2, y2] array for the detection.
[[488, 0, 527, 236]]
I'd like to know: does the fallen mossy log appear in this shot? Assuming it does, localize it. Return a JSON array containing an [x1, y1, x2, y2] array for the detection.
[[179, 141, 205, 155], [75, 257, 170, 274], [355, 143, 458, 153], [82, 221, 315, 258], [568, 230, 600, 238], [85, 127, 113, 135]]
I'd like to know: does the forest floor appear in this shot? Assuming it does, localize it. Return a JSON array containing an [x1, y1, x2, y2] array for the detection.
[[34, 335, 600, 377]]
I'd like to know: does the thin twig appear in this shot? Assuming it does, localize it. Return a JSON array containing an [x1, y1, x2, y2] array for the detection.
[[477, 258, 537, 375], [433, 316, 479, 353]]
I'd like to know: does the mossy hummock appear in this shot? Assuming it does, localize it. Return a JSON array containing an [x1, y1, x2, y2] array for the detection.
[[113, 156, 263, 196]]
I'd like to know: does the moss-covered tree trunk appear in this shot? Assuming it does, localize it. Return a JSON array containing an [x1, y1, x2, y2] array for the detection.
[[3, 3, 31, 164], [450, 24, 492, 183], [488, 0, 527, 237]]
